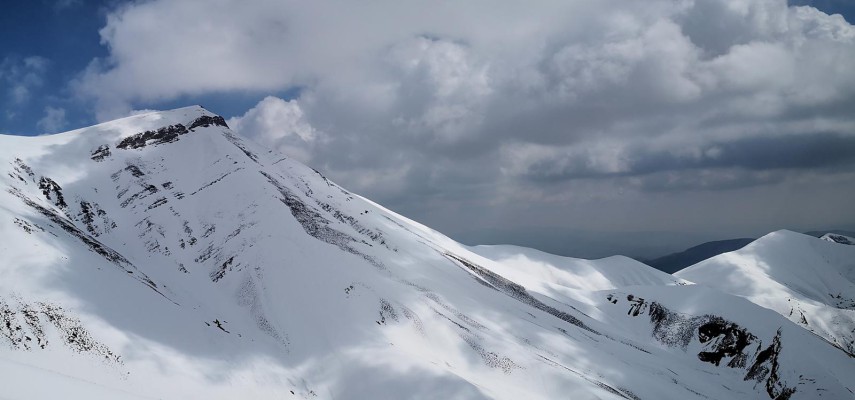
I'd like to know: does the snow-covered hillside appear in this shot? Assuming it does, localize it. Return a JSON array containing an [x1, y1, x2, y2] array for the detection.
[[677, 230, 855, 357], [822, 233, 855, 245], [1, 107, 853, 399]]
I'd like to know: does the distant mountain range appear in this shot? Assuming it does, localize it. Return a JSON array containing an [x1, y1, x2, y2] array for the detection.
[[643, 238, 756, 274], [644, 230, 855, 274], [805, 230, 855, 240]]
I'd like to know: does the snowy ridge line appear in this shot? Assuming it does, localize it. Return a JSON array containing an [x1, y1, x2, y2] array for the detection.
[[259, 170, 387, 271], [676, 230, 855, 357], [1, 106, 853, 399], [445, 252, 599, 335]]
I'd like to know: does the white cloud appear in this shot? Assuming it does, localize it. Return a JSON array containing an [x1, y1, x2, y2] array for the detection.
[[127, 109, 158, 117], [36, 106, 67, 133], [228, 96, 319, 164], [70, 0, 855, 234], [75, 1, 855, 124]]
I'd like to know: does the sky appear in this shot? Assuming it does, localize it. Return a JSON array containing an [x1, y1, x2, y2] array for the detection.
[[2, 0, 855, 258]]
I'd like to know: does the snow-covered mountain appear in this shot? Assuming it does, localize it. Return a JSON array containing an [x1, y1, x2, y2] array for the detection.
[[821, 233, 855, 245], [677, 230, 855, 357], [1, 107, 853, 399], [644, 238, 756, 274]]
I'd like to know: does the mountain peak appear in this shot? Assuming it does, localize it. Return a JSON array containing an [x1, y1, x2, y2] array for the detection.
[[2, 108, 854, 399], [677, 226, 855, 357]]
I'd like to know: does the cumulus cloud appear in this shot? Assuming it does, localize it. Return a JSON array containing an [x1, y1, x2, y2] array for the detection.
[[227, 96, 320, 163], [72, 0, 855, 236]]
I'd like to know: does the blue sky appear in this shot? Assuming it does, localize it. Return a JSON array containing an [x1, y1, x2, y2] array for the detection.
[[0, 0, 298, 135], [1, 1, 105, 133], [2, 0, 855, 256]]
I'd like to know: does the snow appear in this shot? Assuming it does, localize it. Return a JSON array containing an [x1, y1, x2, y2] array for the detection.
[[821, 233, 855, 245], [677, 230, 855, 356], [1, 107, 853, 399]]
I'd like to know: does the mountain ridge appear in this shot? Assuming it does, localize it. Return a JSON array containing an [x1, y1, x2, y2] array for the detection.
[[677, 229, 855, 356], [644, 238, 756, 274], [1, 107, 853, 399]]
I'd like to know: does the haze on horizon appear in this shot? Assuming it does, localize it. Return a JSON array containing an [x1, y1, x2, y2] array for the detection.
[[2, 0, 854, 258]]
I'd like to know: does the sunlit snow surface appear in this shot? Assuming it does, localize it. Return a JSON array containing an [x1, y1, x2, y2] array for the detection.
[[1, 107, 853, 399], [678, 230, 855, 357]]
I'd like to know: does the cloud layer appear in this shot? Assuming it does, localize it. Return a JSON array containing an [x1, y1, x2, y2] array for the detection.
[[73, 0, 855, 239]]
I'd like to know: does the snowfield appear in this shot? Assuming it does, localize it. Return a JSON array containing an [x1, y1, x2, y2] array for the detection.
[[1, 107, 853, 399], [677, 230, 855, 357]]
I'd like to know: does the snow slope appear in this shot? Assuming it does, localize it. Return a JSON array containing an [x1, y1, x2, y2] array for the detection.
[[677, 230, 855, 356], [1, 107, 853, 399], [822, 233, 855, 245]]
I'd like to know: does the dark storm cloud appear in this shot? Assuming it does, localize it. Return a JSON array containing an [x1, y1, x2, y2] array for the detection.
[[631, 170, 788, 192], [519, 133, 855, 181], [635, 133, 855, 174], [699, 133, 855, 170]]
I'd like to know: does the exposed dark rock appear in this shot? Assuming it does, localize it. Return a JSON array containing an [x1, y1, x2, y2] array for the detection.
[[201, 224, 216, 238], [13, 158, 36, 182], [124, 165, 145, 177], [39, 302, 120, 361], [116, 124, 189, 150], [210, 256, 236, 282], [316, 199, 390, 249], [622, 297, 797, 400], [77, 200, 116, 236], [745, 330, 796, 400], [190, 168, 243, 196], [646, 302, 700, 349], [90, 145, 111, 161], [13, 217, 44, 234], [146, 197, 168, 210], [212, 319, 230, 333], [119, 184, 158, 208], [1, 296, 120, 362], [697, 318, 755, 367], [188, 115, 228, 131], [627, 295, 647, 316], [261, 171, 384, 269], [223, 131, 258, 162], [823, 234, 853, 245], [181, 221, 197, 248], [38, 177, 67, 208]]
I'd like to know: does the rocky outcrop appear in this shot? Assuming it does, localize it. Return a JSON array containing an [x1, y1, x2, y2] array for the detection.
[[188, 115, 228, 130], [615, 295, 798, 400], [38, 176, 66, 209], [117, 124, 189, 150]]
